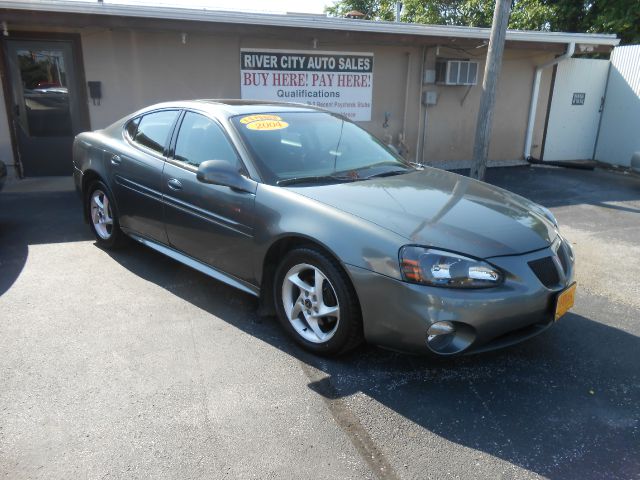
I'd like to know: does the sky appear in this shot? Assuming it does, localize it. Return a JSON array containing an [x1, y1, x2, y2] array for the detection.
[[66, 0, 334, 14]]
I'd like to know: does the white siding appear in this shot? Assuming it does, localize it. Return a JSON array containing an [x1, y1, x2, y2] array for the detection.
[[595, 45, 640, 167]]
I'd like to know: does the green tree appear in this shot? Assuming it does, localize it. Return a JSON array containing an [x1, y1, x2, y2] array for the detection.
[[326, 0, 396, 20], [325, 0, 640, 44]]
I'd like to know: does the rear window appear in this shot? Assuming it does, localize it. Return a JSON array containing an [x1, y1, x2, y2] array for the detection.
[[133, 110, 179, 155], [124, 117, 140, 139]]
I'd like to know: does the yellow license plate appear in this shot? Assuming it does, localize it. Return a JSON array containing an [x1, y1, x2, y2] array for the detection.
[[555, 282, 577, 320]]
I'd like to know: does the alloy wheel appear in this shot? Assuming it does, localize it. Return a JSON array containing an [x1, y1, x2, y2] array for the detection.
[[281, 263, 340, 343], [90, 189, 113, 240]]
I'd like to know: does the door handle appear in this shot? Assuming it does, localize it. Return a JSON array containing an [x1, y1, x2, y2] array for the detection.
[[167, 178, 183, 191], [110, 154, 122, 166]]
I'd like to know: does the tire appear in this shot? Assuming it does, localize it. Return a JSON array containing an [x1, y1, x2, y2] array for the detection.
[[86, 180, 126, 249], [274, 247, 364, 356]]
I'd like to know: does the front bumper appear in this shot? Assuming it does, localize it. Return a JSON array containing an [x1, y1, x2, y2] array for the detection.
[[346, 239, 575, 355]]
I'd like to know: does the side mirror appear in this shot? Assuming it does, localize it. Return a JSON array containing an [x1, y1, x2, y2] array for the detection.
[[196, 160, 256, 193]]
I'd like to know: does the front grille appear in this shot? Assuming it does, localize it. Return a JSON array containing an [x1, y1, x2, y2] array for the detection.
[[528, 257, 560, 288]]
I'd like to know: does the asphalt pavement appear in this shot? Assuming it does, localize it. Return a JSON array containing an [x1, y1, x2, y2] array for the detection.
[[1, 166, 638, 479]]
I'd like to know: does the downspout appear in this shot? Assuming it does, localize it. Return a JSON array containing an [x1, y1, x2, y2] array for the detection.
[[523, 42, 575, 160], [415, 45, 427, 163], [399, 51, 411, 156]]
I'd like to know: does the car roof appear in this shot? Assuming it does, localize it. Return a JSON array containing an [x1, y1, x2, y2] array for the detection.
[[136, 99, 326, 118]]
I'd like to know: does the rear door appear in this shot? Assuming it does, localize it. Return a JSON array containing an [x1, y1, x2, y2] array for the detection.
[[162, 111, 256, 283], [112, 109, 179, 243]]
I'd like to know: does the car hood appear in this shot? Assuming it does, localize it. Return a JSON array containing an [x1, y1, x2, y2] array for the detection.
[[288, 168, 556, 259]]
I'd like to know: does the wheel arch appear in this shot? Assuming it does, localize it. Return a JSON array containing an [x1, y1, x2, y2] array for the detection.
[[81, 169, 102, 223], [257, 234, 359, 317]]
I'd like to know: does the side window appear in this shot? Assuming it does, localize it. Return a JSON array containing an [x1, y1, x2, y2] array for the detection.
[[133, 110, 178, 155], [174, 112, 239, 167], [125, 117, 140, 139]]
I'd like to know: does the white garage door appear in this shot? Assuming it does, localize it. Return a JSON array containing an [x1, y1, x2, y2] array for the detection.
[[543, 58, 609, 161]]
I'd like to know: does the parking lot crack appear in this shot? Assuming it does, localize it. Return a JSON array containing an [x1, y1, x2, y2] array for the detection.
[[299, 361, 400, 480]]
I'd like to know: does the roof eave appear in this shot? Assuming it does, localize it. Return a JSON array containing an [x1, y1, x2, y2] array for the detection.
[[0, 0, 621, 47]]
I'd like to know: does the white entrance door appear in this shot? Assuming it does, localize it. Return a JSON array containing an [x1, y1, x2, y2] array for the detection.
[[543, 58, 609, 161]]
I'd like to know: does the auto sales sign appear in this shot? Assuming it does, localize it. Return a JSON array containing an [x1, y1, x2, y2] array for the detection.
[[240, 49, 374, 121]]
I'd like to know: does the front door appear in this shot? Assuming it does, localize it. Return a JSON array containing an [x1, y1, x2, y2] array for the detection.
[[5, 39, 86, 176], [162, 110, 257, 283]]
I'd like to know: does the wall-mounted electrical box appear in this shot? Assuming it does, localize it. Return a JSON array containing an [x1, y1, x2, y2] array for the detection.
[[87, 81, 102, 105], [422, 90, 438, 106], [423, 69, 436, 85]]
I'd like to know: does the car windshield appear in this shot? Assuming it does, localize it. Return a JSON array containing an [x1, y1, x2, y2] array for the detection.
[[230, 111, 413, 186]]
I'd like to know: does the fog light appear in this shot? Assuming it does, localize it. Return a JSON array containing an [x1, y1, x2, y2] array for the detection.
[[426, 321, 475, 355], [427, 321, 455, 340]]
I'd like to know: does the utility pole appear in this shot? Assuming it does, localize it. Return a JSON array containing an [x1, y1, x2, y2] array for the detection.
[[469, 0, 512, 180]]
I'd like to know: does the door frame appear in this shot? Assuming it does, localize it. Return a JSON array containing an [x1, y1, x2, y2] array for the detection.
[[539, 64, 559, 162], [0, 31, 90, 178]]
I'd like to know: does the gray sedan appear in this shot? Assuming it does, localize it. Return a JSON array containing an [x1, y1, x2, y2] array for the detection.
[[73, 100, 576, 357]]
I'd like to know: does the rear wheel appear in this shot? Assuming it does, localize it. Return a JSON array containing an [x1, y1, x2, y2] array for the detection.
[[274, 247, 364, 356], [86, 181, 125, 249]]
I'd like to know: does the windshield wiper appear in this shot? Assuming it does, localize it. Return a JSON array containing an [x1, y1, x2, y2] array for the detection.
[[362, 169, 411, 180], [277, 175, 355, 186]]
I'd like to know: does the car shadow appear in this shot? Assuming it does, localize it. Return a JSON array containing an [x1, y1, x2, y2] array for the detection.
[[105, 241, 640, 479], [0, 187, 91, 296]]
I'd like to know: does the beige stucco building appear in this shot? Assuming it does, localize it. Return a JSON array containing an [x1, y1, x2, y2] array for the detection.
[[0, 0, 619, 178]]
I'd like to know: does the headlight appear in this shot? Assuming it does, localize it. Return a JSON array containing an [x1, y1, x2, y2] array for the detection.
[[400, 246, 502, 288]]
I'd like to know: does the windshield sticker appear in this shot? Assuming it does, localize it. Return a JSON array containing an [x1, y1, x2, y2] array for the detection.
[[240, 114, 283, 124], [245, 119, 289, 131]]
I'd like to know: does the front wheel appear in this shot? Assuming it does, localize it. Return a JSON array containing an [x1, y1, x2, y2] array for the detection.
[[274, 247, 364, 356]]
